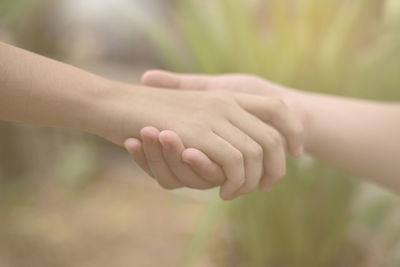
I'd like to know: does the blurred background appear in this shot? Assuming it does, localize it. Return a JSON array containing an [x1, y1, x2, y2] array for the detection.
[[1, 0, 400, 266]]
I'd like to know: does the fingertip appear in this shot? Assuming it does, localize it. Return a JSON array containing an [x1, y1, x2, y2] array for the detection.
[[140, 126, 160, 142], [159, 130, 185, 153], [220, 179, 244, 201], [141, 69, 162, 85], [124, 138, 142, 152], [159, 130, 179, 143], [141, 70, 175, 87], [219, 188, 234, 201], [181, 148, 204, 164]]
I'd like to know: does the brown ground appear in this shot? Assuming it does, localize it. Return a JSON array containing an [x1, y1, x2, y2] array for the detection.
[[0, 159, 214, 267], [0, 62, 218, 267]]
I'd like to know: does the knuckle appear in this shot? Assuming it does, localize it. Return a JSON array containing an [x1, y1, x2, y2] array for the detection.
[[265, 130, 283, 148], [246, 143, 263, 160], [271, 98, 287, 110], [169, 121, 186, 135], [269, 98, 288, 120], [187, 125, 208, 137], [207, 91, 235, 109], [173, 121, 208, 138], [227, 150, 244, 166]]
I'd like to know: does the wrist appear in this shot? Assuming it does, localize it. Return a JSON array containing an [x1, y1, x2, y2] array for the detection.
[[77, 77, 116, 137], [88, 80, 156, 146], [286, 90, 317, 154], [268, 84, 313, 153]]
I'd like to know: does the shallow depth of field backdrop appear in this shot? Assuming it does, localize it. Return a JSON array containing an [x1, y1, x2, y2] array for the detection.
[[0, 0, 400, 267]]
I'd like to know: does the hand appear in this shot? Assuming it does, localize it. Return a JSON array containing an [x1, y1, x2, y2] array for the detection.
[[124, 71, 306, 199], [125, 127, 226, 190], [140, 70, 307, 122], [99, 81, 301, 200]]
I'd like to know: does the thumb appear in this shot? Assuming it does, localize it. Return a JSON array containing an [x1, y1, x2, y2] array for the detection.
[[141, 70, 214, 91]]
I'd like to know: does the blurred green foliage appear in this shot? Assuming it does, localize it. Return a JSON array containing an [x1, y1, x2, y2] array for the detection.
[[0, 0, 399, 266], [0, 0, 48, 27], [147, 0, 400, 266], [0, 0, 59, 56]]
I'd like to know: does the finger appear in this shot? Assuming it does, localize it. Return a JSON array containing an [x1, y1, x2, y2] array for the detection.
[[159, 130, 214, 189], [213, 122, 264, 198], [234, 94, 305, 157], [228, 109, 287, 193], [142, 70, 304, 158], [124, 138, 153, 176], [181, 148, 226, 186], [141, 127, 183, 190], [141, 70, 214, 91], [179, 129, 245, 200]]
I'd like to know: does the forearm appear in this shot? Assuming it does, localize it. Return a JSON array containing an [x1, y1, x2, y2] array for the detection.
[[0, 41, 114, 136], [0, 43, 111, 136], [289, 89, 400, 189]]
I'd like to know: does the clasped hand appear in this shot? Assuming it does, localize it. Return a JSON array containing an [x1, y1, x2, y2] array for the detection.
[[122, 71, 305, 200]]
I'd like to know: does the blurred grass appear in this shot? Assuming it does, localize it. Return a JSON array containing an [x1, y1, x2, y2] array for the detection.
[[0, 0, 399, 266], [146, 0, 400, 266], [0, 0, 61, 56]]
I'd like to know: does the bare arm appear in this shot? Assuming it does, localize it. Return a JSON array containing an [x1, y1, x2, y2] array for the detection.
[[1, 43, 304, 199], [293, 90, 400, 189], [0, 41, 108, 134], [135, 71, 400, 192]]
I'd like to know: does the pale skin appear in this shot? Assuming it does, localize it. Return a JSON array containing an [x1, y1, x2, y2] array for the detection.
[[126, 70, 400, 193], [0, 42, 305, 200]]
